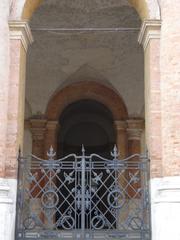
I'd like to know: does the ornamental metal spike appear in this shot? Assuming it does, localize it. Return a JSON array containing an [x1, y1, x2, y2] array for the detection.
[[81, 144, 85, 156], [47, 146, 56, 160], [111, 144, 119, 160]]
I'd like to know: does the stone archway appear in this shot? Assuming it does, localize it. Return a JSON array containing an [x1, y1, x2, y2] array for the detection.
[[5, 1, 163, 240], [46, 81, 128, 121], [13, 0, 160, 21], [27, 81, 144, 164], [8, 0, 161, 176], [29, 81, 144, 161], [41, 81, 129, 159]]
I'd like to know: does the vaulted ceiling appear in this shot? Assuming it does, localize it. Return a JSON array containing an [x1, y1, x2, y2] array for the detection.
[[26, 0, 144, 118]]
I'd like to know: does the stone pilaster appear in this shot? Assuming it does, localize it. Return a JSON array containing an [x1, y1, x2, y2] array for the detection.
[[127, 119, 144, 145], [29, 119, 47, 158], [5, 21, 33, 178], [126, 119, 144, 197], [114, 120, 127, 159], [138, 20, 162, 178], [0, 20, 33, 240]]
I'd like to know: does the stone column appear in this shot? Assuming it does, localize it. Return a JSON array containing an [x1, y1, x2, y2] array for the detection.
[[138, 21, 162, 240], [0, 20, 33, 240], [150, 2, 180, 240], [6, 21, 33, 178], [126, 119, 144, 198], [44, 121, 59, 159], [114, 120, 127, 159], [29, 119, 47, 158], [138, 20, 162, 178]]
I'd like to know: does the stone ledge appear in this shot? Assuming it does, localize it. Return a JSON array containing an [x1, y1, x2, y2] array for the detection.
[[138, 19, 161, 50], [9, 20, 34, 52], [151, 176, 180, 204]]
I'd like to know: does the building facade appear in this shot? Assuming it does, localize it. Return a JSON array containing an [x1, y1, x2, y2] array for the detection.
[[0, 0, 180, 240]]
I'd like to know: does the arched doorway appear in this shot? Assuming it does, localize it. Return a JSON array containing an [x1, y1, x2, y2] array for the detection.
[[56, 99, 117, 230], [13, 0, 152, 239], [58, 99, 116, 157], [44, 81, 128, 160]]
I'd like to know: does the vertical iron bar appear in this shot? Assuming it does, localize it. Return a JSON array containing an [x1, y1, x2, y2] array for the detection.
[[81, 146, 85, 238], [75, 157, 77, 232]]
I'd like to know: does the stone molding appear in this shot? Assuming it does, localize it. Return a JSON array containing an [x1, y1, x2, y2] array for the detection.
[[46, 121, 59, 130], [151, 177, 180, 204], [114, 120, 127, 131], [138, 20, 161, 50], [9, 20, 34, 52], [0, 178, 13, 204], [0, 178, 17, 240], [127, 119, 144, 140]]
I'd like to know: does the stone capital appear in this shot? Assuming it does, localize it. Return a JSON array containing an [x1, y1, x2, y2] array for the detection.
[[46, 121, 59, 131], [29, 119, 47, 140], [9, 20, 34, 52], [127, 119, 144, 140], [138, 20, 161, 50], [114, 120, 127, 131]]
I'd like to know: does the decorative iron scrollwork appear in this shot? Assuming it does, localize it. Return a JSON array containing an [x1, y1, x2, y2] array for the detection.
[[92, 215, 105, 230], [129, 217, 143, 230], [107, 189, 125, 209], [92, 171, 103, 184], [16, 145, 150, 239], [64, 171, 75, 184], [129, 171, 140, 184], [61, 215, 75, 230], [23, 217, 36, 230], [41, 190, 59, 209]]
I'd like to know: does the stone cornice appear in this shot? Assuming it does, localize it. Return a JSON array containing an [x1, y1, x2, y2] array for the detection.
[[127, 119, 144, 140], [138, 20, 161, 50], [9, 20, 34, 52]]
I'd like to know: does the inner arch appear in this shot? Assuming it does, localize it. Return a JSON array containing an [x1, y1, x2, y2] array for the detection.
[[58, 99, 116, 157], [21, 0, 151, 20]]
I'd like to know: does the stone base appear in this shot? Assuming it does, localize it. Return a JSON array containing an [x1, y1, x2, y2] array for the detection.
[[151, 176, 180, 240], [0, 178, 17, 240]]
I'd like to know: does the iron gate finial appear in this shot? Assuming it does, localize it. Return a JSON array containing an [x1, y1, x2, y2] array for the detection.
[[47, 146, 56, 160], [81, 144, 85, 156], [111, 145, 119, 160]]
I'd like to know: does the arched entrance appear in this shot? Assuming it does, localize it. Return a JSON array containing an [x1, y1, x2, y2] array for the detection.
[[44, 81, 128, 160], [11, 0, 155, 239], [58, 99, 116, 157], [2, 0, 165, 239]]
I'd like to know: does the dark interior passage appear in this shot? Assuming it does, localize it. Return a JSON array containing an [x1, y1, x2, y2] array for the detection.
[[58, 99, 116, 157]]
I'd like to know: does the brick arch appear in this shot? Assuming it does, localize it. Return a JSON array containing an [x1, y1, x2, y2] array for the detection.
[[19, 0, 159, 21], [45, 82, 128, 121]]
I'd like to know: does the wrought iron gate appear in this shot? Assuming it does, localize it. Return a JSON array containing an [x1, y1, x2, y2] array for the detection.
[[15, 146, 150, 240]]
